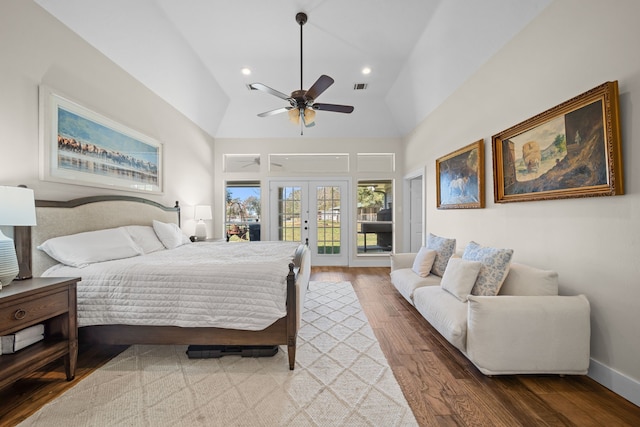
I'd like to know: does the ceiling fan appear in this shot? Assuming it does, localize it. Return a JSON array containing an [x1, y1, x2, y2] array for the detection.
[[249, 12, 354, 134], [240, 157, 282, 168]]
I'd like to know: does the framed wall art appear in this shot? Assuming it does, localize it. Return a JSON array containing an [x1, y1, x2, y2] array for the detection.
[[436, 139, 485, 209], [39, 85, 163, 194], [492, 81, 623, 203]]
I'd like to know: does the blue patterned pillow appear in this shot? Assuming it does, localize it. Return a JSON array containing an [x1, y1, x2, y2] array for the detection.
[[463, 241, 514, 296], [426, 233, 456, 276]]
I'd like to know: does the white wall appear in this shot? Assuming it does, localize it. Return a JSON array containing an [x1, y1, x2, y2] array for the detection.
[[403, 0, 640, 405], [0, 1, 215, 235]]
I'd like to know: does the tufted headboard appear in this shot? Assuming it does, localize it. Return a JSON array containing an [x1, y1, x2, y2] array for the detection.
[[21, 196, 180, 277]]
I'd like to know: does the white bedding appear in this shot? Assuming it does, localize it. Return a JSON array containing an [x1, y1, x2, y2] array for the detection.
[[42, 241, 301, 331]]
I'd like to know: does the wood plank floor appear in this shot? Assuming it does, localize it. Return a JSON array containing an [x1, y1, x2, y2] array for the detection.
[[1, 266, 639, 426]]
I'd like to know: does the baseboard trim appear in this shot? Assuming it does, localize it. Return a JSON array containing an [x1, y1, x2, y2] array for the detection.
[[589, 358, 640, 407]]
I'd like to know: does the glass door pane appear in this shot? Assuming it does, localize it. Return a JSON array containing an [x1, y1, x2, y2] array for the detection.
[[316, 186, 341, 255], [277, 185, 303, 242]]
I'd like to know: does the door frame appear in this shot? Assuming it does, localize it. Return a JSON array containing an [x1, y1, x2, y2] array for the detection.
[[267, 177, 351, 266], [403, 167, 426, 253]]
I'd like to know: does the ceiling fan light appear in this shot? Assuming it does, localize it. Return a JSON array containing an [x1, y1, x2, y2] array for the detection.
[[288, 108, 300, 125], [304, 108, 316, 125]]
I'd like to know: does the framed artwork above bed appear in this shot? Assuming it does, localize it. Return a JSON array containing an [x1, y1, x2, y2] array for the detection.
[[39, 85, 163, 194]]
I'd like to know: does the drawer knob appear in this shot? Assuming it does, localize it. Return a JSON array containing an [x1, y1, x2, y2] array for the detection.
[[14, 309, 27, 320]]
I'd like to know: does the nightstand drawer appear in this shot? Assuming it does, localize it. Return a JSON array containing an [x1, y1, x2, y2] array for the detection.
[[0, 289, 69, 333]]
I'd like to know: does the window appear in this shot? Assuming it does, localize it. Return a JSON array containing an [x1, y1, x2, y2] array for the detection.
[[357, 153, 395, 172], [357, 180, 393, 254], [225, 181, 261, 242], [268, 154, 349, 173]]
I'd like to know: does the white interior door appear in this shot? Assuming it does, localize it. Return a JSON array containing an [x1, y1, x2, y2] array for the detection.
[[269, 180, 348, 266], [409, 176, 423, 252]]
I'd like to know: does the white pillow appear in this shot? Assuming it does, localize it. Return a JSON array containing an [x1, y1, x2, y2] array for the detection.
[[440, 257, 482, 302], [463, 241, 514, 296], [37, 228, 143, 268], [121, 225, 165, 254], [152, 220, 190, 249], [411, 247, 437, 277]]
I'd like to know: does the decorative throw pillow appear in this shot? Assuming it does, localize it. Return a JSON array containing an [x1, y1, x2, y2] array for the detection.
[[152, 220, 190, 249], [426, 233, 456, 276], [37, 228, 143, 268], [440, 257, 482, 302], [463, 241, 514, 296], [411, 247, 437, 277]]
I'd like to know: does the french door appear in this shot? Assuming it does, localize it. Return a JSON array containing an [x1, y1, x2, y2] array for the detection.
[[269, 180, 349, 266]]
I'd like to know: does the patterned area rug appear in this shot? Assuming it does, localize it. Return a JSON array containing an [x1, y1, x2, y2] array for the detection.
[[20, 281, 418, 426]]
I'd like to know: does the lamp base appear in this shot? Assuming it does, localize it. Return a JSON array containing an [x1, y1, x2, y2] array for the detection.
[[0, 230, 19, 289], [194, 221, 207, 240]]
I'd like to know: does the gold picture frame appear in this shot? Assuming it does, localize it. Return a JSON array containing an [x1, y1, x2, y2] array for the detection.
[[492, 81, 623, 203], [436, 139, 485, 209]]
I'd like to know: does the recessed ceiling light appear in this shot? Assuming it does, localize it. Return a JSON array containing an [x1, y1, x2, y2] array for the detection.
[[362, 67, 371, 75], [241, 68, 251, 76]]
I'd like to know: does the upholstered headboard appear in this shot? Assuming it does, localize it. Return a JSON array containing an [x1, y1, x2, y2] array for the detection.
[[25, 196, 180, 277]]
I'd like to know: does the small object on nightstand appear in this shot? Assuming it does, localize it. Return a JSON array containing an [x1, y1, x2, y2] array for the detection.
[[1, 324, 45, 354]]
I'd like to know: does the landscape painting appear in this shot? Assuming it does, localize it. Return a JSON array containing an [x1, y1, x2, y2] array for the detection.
[[436, 140, 485, 209], [492, 81, 623, 203], [40, 87, 163, 193]]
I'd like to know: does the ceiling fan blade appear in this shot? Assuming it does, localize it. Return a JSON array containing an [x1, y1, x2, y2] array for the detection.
[[249, 83, 292, 101], [313, 103, 354, 113], [306, 75, 334, 101], [257, 107, 293, 117]]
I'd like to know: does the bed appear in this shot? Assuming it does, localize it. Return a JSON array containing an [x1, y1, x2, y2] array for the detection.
[[17, 195, 310, 370]]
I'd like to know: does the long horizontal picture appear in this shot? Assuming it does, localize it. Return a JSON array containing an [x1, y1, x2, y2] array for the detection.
[[39, 86, 163, 194], [492, 81, 623, 203]]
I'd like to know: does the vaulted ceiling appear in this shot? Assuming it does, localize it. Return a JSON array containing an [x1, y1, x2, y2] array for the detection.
[[34, 0, 551, 139]]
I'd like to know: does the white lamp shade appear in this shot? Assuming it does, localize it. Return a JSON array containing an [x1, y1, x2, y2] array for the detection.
[[194, 205, 212, 220], [0, 186, 35, 287], [0, 186, 37, 226]]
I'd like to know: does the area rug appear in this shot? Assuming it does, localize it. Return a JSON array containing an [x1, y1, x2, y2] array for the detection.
[[20, 281, 418, 426]]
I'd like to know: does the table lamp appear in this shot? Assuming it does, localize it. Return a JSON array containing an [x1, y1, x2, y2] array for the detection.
[[194, 205, 212, 240], [0, 186, 37, 289]]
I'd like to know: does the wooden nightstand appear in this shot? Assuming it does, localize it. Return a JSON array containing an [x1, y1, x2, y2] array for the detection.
[[0, 277, 80, 390]]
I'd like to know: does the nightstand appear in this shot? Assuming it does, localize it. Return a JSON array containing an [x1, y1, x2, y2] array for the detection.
[[0, 277, 80, 390]]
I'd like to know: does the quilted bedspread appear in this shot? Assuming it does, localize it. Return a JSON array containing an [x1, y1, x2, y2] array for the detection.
[[42, 241, 301, 330]]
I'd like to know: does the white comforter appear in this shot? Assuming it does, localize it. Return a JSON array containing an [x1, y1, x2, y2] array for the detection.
[[43, 241, 301, 330]]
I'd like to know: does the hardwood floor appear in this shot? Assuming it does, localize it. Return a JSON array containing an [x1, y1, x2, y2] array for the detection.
[[1, 266, 639, 426], [312, 267, 640, 426]]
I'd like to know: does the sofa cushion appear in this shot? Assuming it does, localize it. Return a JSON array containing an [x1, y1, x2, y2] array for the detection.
[[413, 286, 468, 352], [466, 295, 590, 375], [463, 241, 513, 296], [426, 233, 456, 276], [390, 268, 441, 304], [412, 247, 437, 277], [499, 262, 559, 296], [441, 258, 482, 302]]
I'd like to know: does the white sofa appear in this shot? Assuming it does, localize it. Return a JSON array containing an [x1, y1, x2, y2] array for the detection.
[[390, 252, 591, 375]]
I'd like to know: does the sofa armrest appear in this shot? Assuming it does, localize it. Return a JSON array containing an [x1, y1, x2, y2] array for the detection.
[[390, 253, 417, 271], [466, 295, 590, 375]]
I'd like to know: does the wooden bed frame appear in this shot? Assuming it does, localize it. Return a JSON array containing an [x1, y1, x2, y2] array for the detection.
[[15, 195, 309, 370]]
